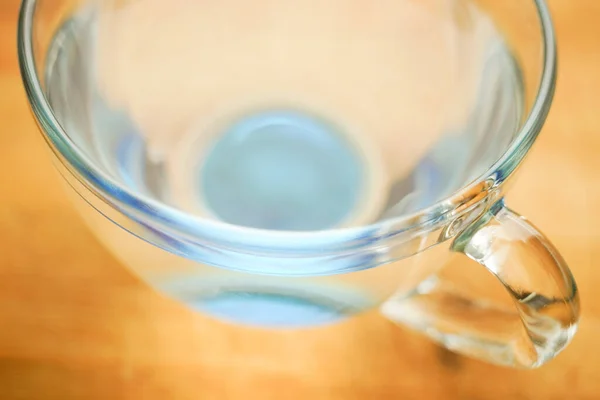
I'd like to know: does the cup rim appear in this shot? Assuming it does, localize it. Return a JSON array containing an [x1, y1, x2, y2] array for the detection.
[[17, 0, 557, 256]]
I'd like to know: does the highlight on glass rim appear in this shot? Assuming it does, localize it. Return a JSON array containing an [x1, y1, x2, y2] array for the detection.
[[5, 0, 595, 397]]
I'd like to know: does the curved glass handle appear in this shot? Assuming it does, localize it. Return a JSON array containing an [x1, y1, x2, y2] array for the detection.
[[381, 200, 580, 368]]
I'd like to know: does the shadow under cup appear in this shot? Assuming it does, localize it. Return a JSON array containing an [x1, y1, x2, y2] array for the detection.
[[27, 0, 544, 329]]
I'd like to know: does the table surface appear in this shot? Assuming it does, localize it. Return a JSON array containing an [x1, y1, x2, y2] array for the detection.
[[1, 1, 599, 399]]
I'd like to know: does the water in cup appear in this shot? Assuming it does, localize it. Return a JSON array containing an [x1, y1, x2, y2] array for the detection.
[[45, 0, 524, 327]]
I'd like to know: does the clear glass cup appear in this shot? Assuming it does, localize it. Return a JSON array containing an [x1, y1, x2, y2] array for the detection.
[[19, 0, 579, 368]]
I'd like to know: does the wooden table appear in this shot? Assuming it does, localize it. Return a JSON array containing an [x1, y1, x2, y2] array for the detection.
[[1, 1, 599, 398]]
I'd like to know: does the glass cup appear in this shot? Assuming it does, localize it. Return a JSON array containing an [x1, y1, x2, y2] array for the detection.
[[19, 0, 579, 368]]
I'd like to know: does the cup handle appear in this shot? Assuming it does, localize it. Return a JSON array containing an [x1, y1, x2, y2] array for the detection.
[[381, 200, 580, 368]]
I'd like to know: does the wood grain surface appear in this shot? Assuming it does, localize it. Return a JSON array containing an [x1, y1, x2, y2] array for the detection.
[[1, 0, 599, 398]]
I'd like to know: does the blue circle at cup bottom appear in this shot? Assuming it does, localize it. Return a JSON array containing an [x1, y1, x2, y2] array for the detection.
[[199, 110, 365, 231]]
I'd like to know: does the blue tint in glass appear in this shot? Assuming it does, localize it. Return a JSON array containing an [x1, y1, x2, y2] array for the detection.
[[200, 111, 364, 231]]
